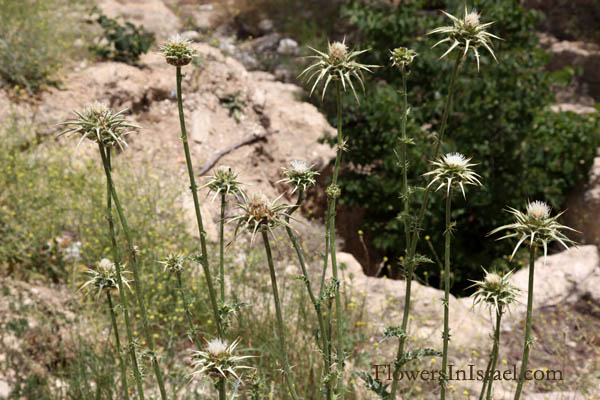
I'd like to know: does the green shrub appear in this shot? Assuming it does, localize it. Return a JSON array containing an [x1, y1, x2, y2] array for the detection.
[[89, 7, 155, 64], [321, 0, 599, 293], [0, 0, 89, 90]]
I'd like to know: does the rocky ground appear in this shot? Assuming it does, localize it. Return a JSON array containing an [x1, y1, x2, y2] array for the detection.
[[2, 0, 600, 399]]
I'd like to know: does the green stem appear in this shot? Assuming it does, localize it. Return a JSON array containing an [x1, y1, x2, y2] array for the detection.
[[219, 193, 226, 303], [389, 63, 411, 400], [175, 272, 201, 348], [102, 145, 145, 400], [106, 290, 130, 400], [175, 66, 222, 337], [326, 81, 345, 397], [98, 143, 168, 400], [284, 191, 332, 400], [440, 190, 453, 400], [513, 247, 536, 400], [391, 56, 463, 398], [261, 230, 299, 400], [486, 309, 503, 400]]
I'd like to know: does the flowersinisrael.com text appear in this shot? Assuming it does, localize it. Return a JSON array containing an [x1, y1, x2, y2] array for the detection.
[[372, 364, 563, 382]]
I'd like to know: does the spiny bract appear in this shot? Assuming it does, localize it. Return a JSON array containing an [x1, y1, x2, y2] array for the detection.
[[428, 5, 502, 71], [298, 39, 378, 103]]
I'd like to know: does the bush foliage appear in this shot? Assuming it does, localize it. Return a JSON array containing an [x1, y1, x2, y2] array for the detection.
[[319, 0, 600, 293]]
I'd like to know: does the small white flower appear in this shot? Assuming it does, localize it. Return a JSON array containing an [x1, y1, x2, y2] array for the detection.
[[207, 339, 228, 356], [290, 160, 310, 174], [98, 258, 115, 273], [443, 152, 469, 168], [526, 200, 551, 220], [329, 41, 348, 64], [484, 272, 501, 288], [464, 11, 481, 28]]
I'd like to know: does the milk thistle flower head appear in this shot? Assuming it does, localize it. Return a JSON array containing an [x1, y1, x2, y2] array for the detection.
[[58, 103, 139, 150], [489, 201, 577, 261], [427, 5, 501, 71], [160, 34, 195, 66], [279, 160, 319, 193], [159, 253, 186, 274], [470, 269, 519, 313], [231, 192, 292, 242], [390, 47, 418, 68], [191, 337, 253, 380], [81, 258, 131, 299], [298, 38, 379, 103], [202, 165, 244, 201], [423, 152, 482, 198]]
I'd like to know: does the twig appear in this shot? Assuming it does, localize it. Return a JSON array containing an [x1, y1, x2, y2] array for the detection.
[[197, 130, 277, 176]]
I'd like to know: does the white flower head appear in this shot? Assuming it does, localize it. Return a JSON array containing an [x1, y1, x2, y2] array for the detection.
[[207, 339, 228, 356], [464, 11, 481, 28], [469, 269, 519, 312], [423, 152, 482, 198], [192, 337, 254, 381], [279, 160, 319, 193], [329, 41, 348, 64], [526, 200, 551, 220], [484, 272, 502, 289]]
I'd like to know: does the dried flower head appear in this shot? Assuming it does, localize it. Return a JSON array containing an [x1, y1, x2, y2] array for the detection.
[[489, 201, 576, 261], [202, 165, 244, 201], [159, 253, 186, 274], [81, 258, 131, 298], [58, 103, 139, 149], [160, 34, 195, 66], [230, 193, 292, 242], [191, 337, 253, 381], [390, 47, 418, 68], [298, 38, 379, 103], [470, 269, 519, 313], [423, 152, 482, 198], [428, 5, 501, 70], [279, 160, 319, 193]]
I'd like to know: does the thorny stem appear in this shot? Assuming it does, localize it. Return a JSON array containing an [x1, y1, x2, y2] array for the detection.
[[106, 290, 130, 400], [102, 145, 144, 400], [440, 190, 453, 400], [175, 272, 201, 348], [175, 66, 225, 400], [485, 309, 503, 400], [261, 230, 300, 400], [98, 143, 168, 400], [219, 193, 226, 303], [326, 80, 345, 397], [284, 190, 332, 400], [175, 66, 223, 337], [513, 247, 537, 400], [392, 55, 463, 398], [389, 63, 411, 399]]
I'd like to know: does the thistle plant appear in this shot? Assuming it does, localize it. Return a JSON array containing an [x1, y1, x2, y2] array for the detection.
[[300, 40, 376, 397], [388, 46, 418, 399], [191, 338, 253, 381], [233, 193, 299, 400], [280, 161, 332, 398], [161, 36, 226, 399], [490, 201, 575, 400], [428, 5, 501, 71], [60, 104, 167, 399], [470, 270, 519, 400], [160, 253, 201, 347], [425, 152, 481, 400], [203, 165, 244, 304], [81, 258, 132, 400]]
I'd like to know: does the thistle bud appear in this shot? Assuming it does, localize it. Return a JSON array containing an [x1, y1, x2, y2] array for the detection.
[[159, 253, 186, 273], [329, 41, 348, 64], [390, 47, 418, 68], [192, 337, 253, 381], [160, 35, 195, 66], [280, 160, 319, 193]]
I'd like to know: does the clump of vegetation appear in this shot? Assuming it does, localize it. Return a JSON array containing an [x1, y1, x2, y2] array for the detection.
[[0, 0, 89, 90], [89, 7, 155, 64]]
